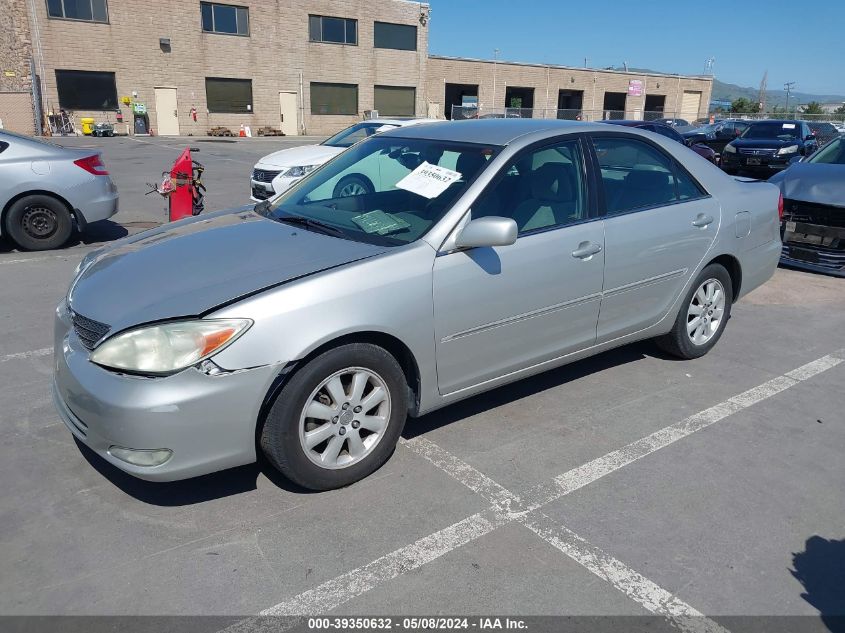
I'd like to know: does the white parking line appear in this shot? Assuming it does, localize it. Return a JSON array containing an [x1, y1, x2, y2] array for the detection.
[[403, 439, 729, 633], [0, 347, 52, 363], [232, 351, 842, 626]]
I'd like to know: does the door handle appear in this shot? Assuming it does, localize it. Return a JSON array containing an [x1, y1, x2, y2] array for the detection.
[[571, 241, 602, 260], [692, 214, 714, 228]]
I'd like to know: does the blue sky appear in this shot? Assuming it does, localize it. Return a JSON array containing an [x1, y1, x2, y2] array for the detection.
[[425, 0, 845, 96]]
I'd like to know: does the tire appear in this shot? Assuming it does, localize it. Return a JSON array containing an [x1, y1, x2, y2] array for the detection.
[[332, 174, 374, 198], [656, 263, 733, 360], [5, 194, 74, 251], [260, 343, 408, 490]]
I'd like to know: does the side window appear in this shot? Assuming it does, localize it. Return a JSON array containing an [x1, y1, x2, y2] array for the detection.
[[651, 124, 683, 144], [471, 139, 587, 234], [592, 136, 703, 214]]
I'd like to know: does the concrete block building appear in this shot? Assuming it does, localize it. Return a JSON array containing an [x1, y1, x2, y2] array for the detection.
[[3, 0, 712, 136]]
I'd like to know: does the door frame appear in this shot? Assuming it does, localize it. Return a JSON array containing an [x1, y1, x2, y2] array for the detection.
[[278, 90, 299, 136], [153, 86, 180, 136]]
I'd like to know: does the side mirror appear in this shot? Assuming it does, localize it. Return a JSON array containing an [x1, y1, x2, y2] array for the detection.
[[805, 134, 816, 141], [455, 216, 518, 249]]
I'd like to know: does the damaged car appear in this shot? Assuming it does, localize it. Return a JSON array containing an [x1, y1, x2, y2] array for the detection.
[[769, 136, 845, 277]]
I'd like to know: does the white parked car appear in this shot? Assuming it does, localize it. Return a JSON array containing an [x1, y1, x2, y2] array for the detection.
[[250, 118, 438, 201]]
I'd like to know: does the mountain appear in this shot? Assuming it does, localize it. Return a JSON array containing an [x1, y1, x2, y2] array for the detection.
[[612, 67, 845, 107]]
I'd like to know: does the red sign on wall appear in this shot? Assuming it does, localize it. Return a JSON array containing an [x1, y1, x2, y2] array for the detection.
[[627, 80, 644, 96]]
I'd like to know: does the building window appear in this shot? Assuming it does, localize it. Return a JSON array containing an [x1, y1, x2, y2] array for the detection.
[[309, 15, 357, 45], [46, 0, 108, 23], [373, 21, 417, 51], [201, 2, 249, 36], [374, 85, 416, 117], [310, 82, 358, 116], [205, 77, 253, 113], [55, 70, 117, 110]]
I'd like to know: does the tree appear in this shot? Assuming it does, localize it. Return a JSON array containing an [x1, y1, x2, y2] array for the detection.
[[730, 98, 760, 114], [803, 101, 825, 115], [834, 104, 845, 115]]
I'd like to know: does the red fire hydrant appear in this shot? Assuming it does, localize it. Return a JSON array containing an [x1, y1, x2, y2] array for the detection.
[[147, 147, 205, 221]]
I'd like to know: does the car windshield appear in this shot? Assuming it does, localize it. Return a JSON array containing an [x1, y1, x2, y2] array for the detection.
[[806, 137, 845, 164], [261, 136, 500, 246], [321, 122, 399, 148], [742, 122, 800, 140]]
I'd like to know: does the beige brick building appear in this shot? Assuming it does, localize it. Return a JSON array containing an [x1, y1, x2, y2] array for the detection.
[[0, 0, 37, 134], [6, 0, 712, 137]]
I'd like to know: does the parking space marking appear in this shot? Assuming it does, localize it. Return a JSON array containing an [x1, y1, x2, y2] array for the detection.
[[522, 512, 729, 633], [0, 347, 52, 363], [231, 351, 841, 626], [403, 438, 728, 633]]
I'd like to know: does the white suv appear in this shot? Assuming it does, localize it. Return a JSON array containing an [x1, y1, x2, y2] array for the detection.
[[250, 118, 438, 201]]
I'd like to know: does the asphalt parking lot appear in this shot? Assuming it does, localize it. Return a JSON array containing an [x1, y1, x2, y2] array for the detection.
[[1, 136, 844, 632]]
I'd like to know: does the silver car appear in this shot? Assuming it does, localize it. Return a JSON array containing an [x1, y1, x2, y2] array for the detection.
[[53, 120, 781, 490], [1, 130, 118, 250]]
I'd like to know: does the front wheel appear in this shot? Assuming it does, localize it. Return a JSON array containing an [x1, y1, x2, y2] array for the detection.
[[260, 343, 408, 490], [332, 174, 374, 198], [656, 264, 733, 359]]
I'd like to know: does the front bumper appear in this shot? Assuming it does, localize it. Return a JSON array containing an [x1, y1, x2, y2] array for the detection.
[[52, 300, 282, 481], [780, 219, 845, 277], [249, 174, 303, 202], [721, 152, 793, 172]]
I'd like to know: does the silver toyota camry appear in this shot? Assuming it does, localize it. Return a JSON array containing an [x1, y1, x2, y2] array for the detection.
[[53, 120, 781, 490]]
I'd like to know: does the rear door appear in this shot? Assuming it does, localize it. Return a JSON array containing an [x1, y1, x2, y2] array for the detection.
[[588, 133, 719, 341]]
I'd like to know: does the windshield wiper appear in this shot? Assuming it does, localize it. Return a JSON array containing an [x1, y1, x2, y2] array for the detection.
[[276, 214, 348, 238]]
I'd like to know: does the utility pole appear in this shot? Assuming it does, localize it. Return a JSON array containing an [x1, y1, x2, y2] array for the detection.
[[784, 82, 795, 113], [758, 71, 767, 112], [492, 48, 500, 113]]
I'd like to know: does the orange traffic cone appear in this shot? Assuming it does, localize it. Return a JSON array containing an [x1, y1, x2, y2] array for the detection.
[[239, 124, 246, 137]]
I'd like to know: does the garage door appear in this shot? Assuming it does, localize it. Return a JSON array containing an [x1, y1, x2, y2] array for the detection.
[[680, 91, 702, 121]]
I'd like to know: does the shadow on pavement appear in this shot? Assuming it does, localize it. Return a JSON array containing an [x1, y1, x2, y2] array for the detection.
[[74, 438, 316, 505], [791, 535, 845, 633], [404, 341, 652, 439], [0, 219, 130, 254]]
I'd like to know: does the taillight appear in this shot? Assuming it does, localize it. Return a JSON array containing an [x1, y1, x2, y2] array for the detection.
[[73, 154, 109, 176], [778, 192, 784, 221]]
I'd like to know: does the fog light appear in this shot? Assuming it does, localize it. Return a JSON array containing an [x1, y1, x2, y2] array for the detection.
[[108, 446, 173, 467]]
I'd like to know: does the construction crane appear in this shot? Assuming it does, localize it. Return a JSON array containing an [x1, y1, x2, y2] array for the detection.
[[758, 71, 768, 112]]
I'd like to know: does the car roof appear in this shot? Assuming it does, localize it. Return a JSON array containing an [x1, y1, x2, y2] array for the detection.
[[377, 119, 609, 145], [366, 117, 439, 127]]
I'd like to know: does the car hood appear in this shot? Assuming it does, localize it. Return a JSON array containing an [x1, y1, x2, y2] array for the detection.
[[69, 208, 388, 332], [255, 144, 344, 169], [730, 138, 800, 149], [768, 163, 845, 205]]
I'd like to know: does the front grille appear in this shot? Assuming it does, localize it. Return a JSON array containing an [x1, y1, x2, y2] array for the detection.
[[71, 311, 110, 350], [252, 168, 281, 183], [783, 200, 845, 229], [739, 148, 776, 156], [252, 185, 272, 200]]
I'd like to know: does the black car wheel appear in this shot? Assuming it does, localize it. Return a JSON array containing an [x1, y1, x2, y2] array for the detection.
[[5, 194, 74, 251]]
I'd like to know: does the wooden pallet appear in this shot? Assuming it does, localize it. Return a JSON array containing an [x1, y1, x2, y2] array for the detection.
[[207, 126, 235, 137], [257, 127, 285, 136]]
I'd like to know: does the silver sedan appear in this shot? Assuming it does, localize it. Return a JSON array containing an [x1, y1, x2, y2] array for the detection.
[[53, 120, 781, 490], [1, 130, 118, 250]]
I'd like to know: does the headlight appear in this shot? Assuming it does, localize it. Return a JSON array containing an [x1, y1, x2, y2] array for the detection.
[[777, 145, 799, 155], [283, 165, 318, 178], [90, 318, 252, 375], [723, 144, 737, 154]]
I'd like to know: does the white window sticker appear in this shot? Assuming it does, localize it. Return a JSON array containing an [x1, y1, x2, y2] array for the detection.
[[782, 123, 796, 129], [396, 161, 462, 199]]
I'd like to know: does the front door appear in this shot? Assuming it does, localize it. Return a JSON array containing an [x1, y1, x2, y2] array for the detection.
[[589, 134, 719, 341], [279, 91, 298, 136], [433, 137, 605, 395], [154, 88, 179, 136]]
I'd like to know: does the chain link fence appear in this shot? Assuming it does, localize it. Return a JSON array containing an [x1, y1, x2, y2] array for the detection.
[[451, 105, 685, 122]]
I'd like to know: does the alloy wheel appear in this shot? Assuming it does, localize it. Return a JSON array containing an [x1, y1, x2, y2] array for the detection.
[[687, 278, 726, 346], [298, 367, 391, 469], [338, 182, 368, 197]]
